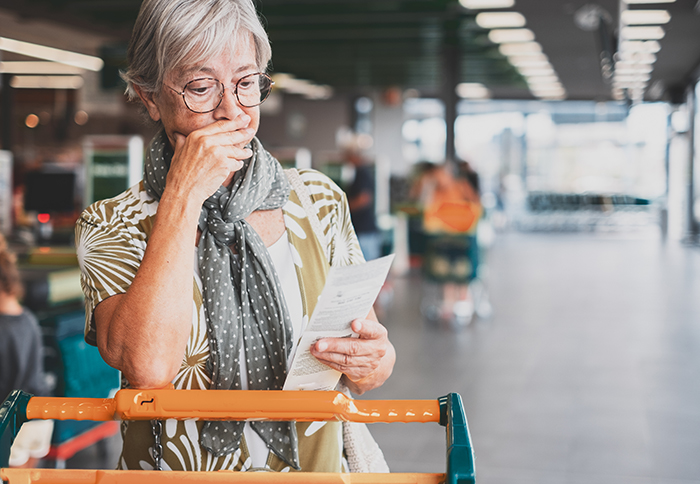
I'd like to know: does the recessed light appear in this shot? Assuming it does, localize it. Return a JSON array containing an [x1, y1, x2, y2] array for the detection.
[[621, 26, 665, 40], [460, 0, 515, 8], [527, 75, 561, 85], [615, 71, 652, 80], [621, 10, 671, 25], [616, 51, 657, 64], [476, 12, 526, 28], [488, 29, 535, 44], [499, 41, 542, 56], [619, 40, 662, 53], [533, 88, 566, 99], [508, 54, 550, 66], [615, 62, 653, 73], [456, 83, 491, 99], [623, 0, 675, 4], [519, 67, 556, 78]]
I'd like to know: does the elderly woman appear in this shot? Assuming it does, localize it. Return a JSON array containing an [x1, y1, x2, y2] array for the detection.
[[76, 0, 395, 473]]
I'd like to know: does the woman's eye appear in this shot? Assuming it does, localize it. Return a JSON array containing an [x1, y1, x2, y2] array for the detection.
[[186, 81, 216, 96], [238, 80, 254, 90]]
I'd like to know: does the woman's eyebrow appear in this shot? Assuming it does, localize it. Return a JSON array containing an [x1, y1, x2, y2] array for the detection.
[[177, 64, 257, 83], [234, 64, 257, 75]]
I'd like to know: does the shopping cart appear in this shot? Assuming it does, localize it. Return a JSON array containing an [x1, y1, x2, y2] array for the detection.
[[1, 389, 475, 483]]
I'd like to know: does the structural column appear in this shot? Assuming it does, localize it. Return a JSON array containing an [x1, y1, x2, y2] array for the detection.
[[442, 28, 460, 163], [1, 74, 14, 151], [686, 84, 698, 242]]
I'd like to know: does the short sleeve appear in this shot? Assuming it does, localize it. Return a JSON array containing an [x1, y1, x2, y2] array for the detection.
[[329, 190, 366, 267], [75, 206, 146, 346], [296, 169, 365, 267]]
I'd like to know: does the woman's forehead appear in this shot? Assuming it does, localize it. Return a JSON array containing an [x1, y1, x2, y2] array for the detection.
[[170, 33, 257, 82]]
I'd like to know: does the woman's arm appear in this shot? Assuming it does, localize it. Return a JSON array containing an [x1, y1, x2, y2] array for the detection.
[[93, 119, 253, 389], [93, 192, 201, 389]]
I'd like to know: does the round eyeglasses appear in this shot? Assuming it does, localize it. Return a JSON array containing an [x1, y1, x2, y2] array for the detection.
[[166, 72, 274, 113]]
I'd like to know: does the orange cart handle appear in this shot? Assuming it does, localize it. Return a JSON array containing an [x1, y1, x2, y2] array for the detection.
[[1, 469, 445, 484], [26, 389, 441, 423]]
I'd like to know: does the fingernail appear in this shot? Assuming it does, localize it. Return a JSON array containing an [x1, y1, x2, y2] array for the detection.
[[316, 341, 328, 352], [240, 114, 251, 124]]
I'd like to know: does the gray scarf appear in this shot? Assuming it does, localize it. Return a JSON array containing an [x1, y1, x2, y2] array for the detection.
[[144, 129, 299, 469]]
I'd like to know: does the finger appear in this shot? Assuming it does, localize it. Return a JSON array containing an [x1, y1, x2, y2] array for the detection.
[[173, 131, 187, 150], [201, 128, 256, 153], [351, 318, 388, 341], [313, 336, 384, 359], [224, 145, 253, 160], [314, 351, 377, 369], [313, 353, 378, 382], [206, 115, 252, 135]]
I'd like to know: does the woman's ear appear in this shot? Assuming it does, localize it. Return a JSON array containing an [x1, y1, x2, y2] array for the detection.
[[134, 84, 161, 122]]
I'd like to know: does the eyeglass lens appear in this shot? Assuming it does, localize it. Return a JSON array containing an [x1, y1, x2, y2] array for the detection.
[[183, 73, 272, 113]]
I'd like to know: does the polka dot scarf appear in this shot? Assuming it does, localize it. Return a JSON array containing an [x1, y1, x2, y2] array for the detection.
[[144, 129, 300, 469]]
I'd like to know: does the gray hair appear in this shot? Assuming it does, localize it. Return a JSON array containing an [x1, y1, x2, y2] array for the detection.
[[122, 0, 271, 100]]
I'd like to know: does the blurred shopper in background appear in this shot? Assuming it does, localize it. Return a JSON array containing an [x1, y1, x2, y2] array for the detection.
[[346, 148, 381, 260], [410, 161, 482, 326], [0, 234, 53, 467]]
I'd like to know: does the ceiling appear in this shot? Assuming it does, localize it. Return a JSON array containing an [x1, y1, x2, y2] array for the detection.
[[1, 0, 699, 102]]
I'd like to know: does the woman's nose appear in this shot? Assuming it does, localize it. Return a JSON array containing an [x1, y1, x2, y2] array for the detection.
[[214, 86, 244, 118]]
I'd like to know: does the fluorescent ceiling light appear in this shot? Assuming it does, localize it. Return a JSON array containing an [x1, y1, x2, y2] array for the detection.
[[529, 82, 564, 91], [624, 0, 675, 3], [533, 91, 566, 98], [0, 37, 103, 71], [488, 28, 535, 44], [460, 0, 515, 8], [613, 80, 648, 88], [621, 10, 671, 25], [612, 88, 625, 100], [508, 54, 550, 66], [527, 75, 560, 85], [615, 62, 653, 73], [9, 75, 84, 89], [476, 12, 526, 28], [271, 73, 333, 100], [619, 40, 661, 53], [519, 66, 556, 77], [456, 83, 491, 99], [499, 41, 542, 56], [0, 61, 82, 75], [616, 51, 657, 64], [614, 72, 652, 81], [533, 89, 566, 99], [621, 26, 665, 40]]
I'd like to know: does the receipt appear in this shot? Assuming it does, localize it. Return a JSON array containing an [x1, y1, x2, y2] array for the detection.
[[283, 253, 395, 391]]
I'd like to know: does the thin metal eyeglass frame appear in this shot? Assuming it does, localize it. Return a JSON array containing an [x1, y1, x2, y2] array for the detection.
[[165, 72, 274, 113]]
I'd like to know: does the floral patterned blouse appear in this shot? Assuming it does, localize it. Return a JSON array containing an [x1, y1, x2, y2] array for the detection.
[[76, 168, 365, 471]]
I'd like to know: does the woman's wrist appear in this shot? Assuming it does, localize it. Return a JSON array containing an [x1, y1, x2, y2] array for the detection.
[[158, 187, 203, 225]]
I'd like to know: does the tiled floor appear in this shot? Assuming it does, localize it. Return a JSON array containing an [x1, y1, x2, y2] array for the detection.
[[369, 230, 700, 483], [56, 230, 700, 483]]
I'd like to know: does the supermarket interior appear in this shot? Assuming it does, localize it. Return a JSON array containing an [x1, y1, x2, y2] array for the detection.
[[1, 0, 700, 483]]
